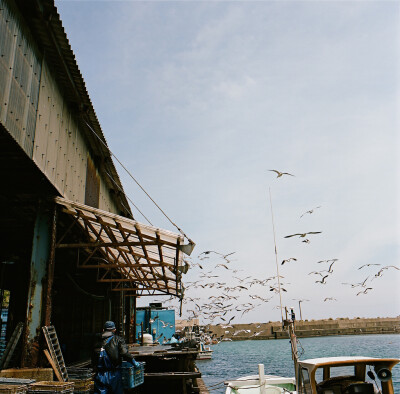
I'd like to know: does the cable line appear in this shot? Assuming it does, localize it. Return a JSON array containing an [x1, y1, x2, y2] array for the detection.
[[83, 119, 193, 244], [105, 170, 153, 226]]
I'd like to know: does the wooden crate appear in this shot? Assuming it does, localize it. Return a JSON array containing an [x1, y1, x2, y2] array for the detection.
[[28, 381, 74, 392], [0, 370, 53, 382], [0, 385, 27, 393]]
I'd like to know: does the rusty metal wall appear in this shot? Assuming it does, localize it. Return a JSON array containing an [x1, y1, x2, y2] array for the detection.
[[0, 0, 41, 158], [85, 155, 100, 208]]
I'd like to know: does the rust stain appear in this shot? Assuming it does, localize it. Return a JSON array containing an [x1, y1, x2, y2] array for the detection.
[[22, 274, 38, 367], [85, 156, 100, 208]]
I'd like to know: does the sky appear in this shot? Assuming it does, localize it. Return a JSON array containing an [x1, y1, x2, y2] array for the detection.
[[55, 0, 400, 324]]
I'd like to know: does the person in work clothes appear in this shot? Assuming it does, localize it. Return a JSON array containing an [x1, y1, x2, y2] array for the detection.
[[92, 321, 140, 394]]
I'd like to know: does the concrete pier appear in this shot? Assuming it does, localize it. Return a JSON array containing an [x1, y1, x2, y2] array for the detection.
[[209, 316, 400, 341]]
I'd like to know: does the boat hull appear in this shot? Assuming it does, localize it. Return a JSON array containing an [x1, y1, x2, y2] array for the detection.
[[196, 350, 213, 360], [225, 374, 297, 394]]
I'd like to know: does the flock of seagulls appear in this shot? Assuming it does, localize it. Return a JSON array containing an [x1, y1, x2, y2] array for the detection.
[[162, 169, 399, 326]]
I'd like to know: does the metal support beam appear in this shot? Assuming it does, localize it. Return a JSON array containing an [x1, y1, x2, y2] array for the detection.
[[21, 203, 52, 367], [44, 205, 57, 326]]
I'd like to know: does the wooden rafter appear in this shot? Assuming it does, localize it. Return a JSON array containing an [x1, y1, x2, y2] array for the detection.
[[54, 197, 189, 296]]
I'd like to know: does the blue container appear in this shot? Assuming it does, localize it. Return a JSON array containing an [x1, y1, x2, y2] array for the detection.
[[136, 307, 175, 344], [119, 361, 144, 389]]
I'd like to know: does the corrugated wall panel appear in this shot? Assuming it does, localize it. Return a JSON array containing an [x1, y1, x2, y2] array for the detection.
[[33, 62, 116, 210], [0, 1, 17, 126], [99, 180, 119, 213], [0, 0, 41, 157], [33, 63, 50, 171], [42, 66, 59, 185], [1, 0, 125, 215], [55, 103, 69, 193]]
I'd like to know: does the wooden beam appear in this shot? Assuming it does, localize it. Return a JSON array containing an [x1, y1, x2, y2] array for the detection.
[[97, 278, 173, 283], [57, 241, 159, 248], [43, 350, 63, 382], [78, 263, 173, 269]]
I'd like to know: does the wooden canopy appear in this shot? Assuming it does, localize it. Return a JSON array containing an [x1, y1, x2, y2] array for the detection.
[[55, 197, 191, 297]]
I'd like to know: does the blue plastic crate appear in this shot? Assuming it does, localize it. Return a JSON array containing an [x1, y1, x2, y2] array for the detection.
[[119, 362, 144, 389]]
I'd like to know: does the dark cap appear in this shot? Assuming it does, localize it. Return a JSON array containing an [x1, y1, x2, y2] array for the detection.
[[104, 321, 116, 331]]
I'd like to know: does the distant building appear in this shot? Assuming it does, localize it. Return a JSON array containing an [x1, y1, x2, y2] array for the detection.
[[176, 318, 200, 330]]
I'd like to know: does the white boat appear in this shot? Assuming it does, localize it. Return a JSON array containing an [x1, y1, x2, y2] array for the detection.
[[196, 342, 213, 360], [226, 356, 400, 394], [225, 310, 400, 394], [225, 364, 296, 393]]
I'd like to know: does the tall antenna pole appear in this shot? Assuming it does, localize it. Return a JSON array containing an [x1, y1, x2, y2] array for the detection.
[[269, 187, 284, 322]]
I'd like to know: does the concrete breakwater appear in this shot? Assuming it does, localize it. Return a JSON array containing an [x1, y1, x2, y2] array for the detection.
[[209, 316, 400, 341]]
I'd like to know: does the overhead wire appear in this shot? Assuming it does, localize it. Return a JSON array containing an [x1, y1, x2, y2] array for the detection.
[[83, 119, 193, 244], [104, 169, 153, 226]]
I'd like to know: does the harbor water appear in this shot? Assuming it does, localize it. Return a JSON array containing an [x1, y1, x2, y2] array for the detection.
[[198, 334, 400, 393]]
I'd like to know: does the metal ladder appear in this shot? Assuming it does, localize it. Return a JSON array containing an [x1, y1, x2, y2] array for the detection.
[[0, 322, 24, 369], [42, 326, 68, 381]]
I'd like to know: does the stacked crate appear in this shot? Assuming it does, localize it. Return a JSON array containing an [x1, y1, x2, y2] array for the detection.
[[67, 368, 93, 394], [0, 385, 28, 394], [0, 378, 35, 393], [27, 382, 74, 393]]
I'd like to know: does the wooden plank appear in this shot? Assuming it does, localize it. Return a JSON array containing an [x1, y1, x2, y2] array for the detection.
[[42, 326, 68, 381], [0, 368, 53, 381], [196, 377, 210, 393], [57, 241, 158, 248], [43, 350, 63, 382]]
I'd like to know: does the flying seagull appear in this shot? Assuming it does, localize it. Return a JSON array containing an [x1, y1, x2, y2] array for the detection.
[[358, 263, 380, 270], [357, 287, 373, 296], [322, 261, 336, 274], [300, 206, 322, 218], [285, 232, 322, 238], [268, 170, 295, 178], [317, 259, 338, 264], [215, 263, 230, 270], [281, 258, 297, 265], [315, 275, 329, 284]]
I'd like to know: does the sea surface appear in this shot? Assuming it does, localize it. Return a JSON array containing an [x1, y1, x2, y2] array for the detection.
[[197, 334, 400, 393]]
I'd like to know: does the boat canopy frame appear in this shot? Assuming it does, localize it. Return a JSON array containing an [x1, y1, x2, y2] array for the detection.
[[54, 196, 190, 297]]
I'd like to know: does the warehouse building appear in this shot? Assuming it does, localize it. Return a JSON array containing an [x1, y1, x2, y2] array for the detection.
[[0, 0, 192, 367]]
